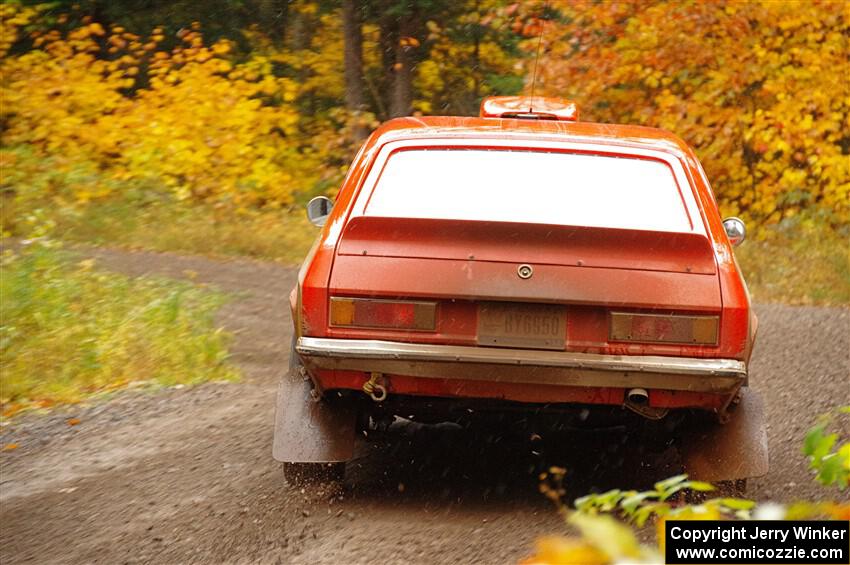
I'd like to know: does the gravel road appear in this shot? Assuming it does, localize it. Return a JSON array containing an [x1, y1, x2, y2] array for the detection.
[[1, 248, 848, 564]]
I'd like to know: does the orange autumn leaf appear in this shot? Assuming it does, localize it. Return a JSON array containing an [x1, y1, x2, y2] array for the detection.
[[399, 36, 420, 48]]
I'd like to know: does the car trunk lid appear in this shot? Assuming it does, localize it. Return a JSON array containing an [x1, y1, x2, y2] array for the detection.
[[337, 216, 716, 275]]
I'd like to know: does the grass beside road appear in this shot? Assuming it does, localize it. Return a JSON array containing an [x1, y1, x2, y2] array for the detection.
[[46, 197, 317, 265], [0, 242, 238, 419], [736, 218, 850, 306]]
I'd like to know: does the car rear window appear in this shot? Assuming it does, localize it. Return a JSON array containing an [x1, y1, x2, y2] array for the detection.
[[364, 149, 693, 232]]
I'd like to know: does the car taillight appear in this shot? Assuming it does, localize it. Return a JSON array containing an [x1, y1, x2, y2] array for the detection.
[[609, 312, 718, 345], [330, 297, 437, 331]]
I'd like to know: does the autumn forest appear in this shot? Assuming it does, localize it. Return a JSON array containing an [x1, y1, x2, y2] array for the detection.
[[1, 0, 848, 302]]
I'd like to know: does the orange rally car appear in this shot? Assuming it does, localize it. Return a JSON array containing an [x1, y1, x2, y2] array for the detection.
[[273, 96, 768, 486]]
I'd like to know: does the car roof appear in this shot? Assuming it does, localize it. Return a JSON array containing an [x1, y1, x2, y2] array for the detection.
[[367, 115, 695, 161]]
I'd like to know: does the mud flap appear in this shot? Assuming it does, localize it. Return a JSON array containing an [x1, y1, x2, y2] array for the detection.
[[679, 387, 769, 482], [272, 363, 356, 464]]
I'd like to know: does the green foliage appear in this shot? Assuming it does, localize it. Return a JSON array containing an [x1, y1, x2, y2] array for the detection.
[[541, 468, 755, 530], [571, 474, 754, 527], [527, 467, 850, 564], [803, 407, 850, 490], [0, 240, 238, 418], [31, 0, 288, 47]]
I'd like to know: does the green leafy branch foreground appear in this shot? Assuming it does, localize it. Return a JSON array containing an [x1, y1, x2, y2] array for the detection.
[[803, 407, 850, 490], [523, 410, 850, 565], [0, 238, 238, 419]]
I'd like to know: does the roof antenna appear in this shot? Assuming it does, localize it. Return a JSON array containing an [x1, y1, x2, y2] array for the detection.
[[528, 2, 549, 113]]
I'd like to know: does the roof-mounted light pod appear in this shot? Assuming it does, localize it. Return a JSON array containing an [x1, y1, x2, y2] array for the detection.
[[479, 96, 579, 121]]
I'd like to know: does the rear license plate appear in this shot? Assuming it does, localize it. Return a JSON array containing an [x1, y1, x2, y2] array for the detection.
[[477, 302, 566, 350]]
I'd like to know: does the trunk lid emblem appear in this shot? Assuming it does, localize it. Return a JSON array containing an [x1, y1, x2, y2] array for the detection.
[[517, 264, 534, 279]]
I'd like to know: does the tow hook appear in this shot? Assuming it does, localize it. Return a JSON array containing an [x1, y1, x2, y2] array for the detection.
[[362, 372, 387, 402]]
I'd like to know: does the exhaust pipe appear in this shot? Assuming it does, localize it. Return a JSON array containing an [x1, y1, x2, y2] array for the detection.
[[626, 388, 649, 406], [624, 388, 667, 419]]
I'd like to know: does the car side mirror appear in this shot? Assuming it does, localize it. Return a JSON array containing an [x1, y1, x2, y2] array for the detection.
[[306, 196, 333, 227], [722, 217, 746, 246]]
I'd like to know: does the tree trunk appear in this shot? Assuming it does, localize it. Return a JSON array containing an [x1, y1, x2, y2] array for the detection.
[[288, 6, 313, 113], [256, 0, 288, 44], [342, 0, 369, 140], [472, 0, 481, 104], [390, 14, 414, 117], [378, 13, 397, 121]]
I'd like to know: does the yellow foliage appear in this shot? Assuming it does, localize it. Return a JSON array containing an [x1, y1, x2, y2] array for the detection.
[[0, 2, 42, 57], [1, 4, 322, 209], [0, 1, 519, 218], [520, 535, 609, 565], [530, 0, 850, 227], [521, 512, 658, 564]]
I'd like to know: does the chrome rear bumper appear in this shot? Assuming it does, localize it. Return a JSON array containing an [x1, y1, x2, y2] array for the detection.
[[296, 337, 747, 394]]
